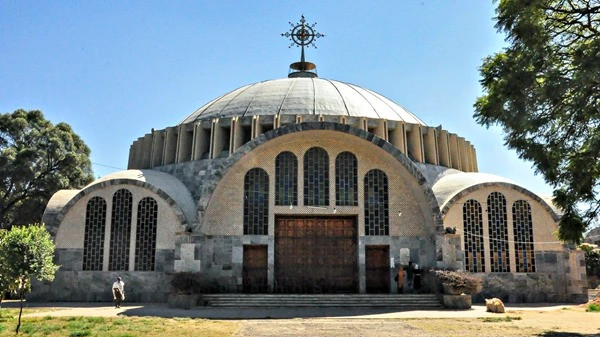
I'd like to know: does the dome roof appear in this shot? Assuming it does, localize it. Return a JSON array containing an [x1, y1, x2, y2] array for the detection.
[[180, 78, 426, 125]]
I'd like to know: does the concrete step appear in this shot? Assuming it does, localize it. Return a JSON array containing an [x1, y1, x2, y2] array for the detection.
[[589, 289, 599, 301], [199, 294, 443, 308]]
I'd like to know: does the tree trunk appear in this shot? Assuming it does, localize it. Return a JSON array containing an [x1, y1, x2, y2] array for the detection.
[[15, 288, 24, 334]]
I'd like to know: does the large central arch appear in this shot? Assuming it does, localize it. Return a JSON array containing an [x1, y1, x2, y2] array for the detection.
[[195, 121, 444, 234]]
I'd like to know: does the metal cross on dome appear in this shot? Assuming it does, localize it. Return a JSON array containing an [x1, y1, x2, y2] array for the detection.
[[281, 15, 325, 49]]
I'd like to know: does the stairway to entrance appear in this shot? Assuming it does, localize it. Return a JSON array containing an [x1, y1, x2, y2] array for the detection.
[[199, 294, 443, 308]]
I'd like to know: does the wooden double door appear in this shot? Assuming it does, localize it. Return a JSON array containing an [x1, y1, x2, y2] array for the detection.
[[275, 217, 358, 293]]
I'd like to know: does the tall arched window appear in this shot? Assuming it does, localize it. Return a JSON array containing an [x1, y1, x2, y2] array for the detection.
[[244, 168, 269, 235], [275, 152, 298, 206], [83, 196, 107, 271], [364, 169, 389, 235], [463, 199, 485, 272], [109, 189, 132, 271], [335, 152, 358, 206], [487, 192, 510, 272], [135, 197, 158, 271], [513, 200, 535, 272], [303, 147, 329, 206]]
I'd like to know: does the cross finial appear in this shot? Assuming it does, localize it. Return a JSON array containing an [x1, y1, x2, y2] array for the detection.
[[281, 15, 325, 49], [281, 15, 324, 78]]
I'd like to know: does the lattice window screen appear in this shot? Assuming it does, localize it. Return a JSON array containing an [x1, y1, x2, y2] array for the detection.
[[275, 151, 298, 206], [364, 169, 389, 235], [244, 168, 269, 235], [512, 200, 536, 272], [135, 197, 158, 271], [487, 192, 510, 272], [463, 199, 485, 272], [83, 196, 106, 271], [335, 151, 358, 206], [109, 189, 132, 271], [303, 147, 329, 206]]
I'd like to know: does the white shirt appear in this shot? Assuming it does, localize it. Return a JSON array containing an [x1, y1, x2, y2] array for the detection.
[[112, 280, 124, 292]]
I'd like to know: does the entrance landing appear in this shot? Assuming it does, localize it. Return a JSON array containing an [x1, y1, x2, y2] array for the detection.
[[200, 294, 443, 308]]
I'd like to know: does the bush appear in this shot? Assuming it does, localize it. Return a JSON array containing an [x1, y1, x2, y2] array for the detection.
[[434, 270, 483, 295], [579, 243, 600, 288], [587, 303, 600, 312]]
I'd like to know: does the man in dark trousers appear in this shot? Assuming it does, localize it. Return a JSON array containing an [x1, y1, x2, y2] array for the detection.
[[405, 261, 414, 293], [112, 277, 125, 308]]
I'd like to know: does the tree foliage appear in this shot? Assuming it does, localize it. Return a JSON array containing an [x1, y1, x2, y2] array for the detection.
[[475, 0, 600, 243], [0, 224, 59, 333], [0, 109, 94, 228]]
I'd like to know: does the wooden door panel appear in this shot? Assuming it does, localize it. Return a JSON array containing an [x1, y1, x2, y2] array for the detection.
[[275, 217, 357, 293], [243, 245, 268, 293], [365, 245, 390, 293]]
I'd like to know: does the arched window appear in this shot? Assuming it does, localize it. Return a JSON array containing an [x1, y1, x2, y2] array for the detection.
[[109, 189, 132, 271], [275, 152, 298, 206], [513, 200, 536, 272], [463, 199, 485, 272], [487, 192, 510, 272], [303, 147, 329, 206], [244, 168, 269, 235], [335, 152, 358, 206], [135, 197, 158, 271], [364, 169, 389, 235], [83, 196, 107, 271]]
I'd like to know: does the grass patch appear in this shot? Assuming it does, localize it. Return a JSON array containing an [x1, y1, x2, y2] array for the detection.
[[586, 303, 600, 312], [479, 316, 522, 323], [0, 315, 238, 337]]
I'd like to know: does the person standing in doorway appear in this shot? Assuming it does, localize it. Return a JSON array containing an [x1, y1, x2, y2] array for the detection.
[[394, 265, 405, 294], [112, 277, 125, 308], [405, 261, 414, 293]]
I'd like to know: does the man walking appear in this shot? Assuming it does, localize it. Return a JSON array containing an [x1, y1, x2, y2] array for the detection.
[[112, 277, 125, 308]]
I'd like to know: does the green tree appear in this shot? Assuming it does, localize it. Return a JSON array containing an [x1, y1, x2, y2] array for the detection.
[[0, 109, 94, 228], [0, 224, 59, 334], [475, 0, 600, 243], [0, 229, 17, 308]]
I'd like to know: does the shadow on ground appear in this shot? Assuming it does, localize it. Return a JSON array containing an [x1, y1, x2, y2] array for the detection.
[[120, 306, 456, 319], [536, 332, 600, 337]]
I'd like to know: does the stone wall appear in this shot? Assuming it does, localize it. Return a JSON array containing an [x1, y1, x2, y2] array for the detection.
[[473, 250, 588, 303], [30, 271, 172, 302]]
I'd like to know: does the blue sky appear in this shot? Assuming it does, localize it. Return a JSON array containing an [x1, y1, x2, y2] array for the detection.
[[0, 1, 554, 196]]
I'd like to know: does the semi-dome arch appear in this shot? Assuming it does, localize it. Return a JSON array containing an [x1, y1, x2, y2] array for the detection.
[[432, 172, 560, 222], [44, 170, 195, 238]]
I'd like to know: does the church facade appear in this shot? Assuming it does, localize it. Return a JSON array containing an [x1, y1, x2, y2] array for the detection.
[[33, 71, 588, 303]]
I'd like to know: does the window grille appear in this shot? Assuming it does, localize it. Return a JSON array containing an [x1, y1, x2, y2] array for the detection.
[[303, 147, 330, 206], [109, 189, 132, 271], [244, 168, 269, 235], [512, 200, 536, 272], [335, 151, 358, 206], [487, 192, 510, 272], [135, 197, 158, 271], [275, 151, 298, 206], [364, 169, 389, 235], [463, 199, 485, 272], [83, 196, 106, 271]]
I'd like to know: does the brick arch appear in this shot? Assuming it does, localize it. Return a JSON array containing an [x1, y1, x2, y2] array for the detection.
[[196, 121, 444, 234], [440, 182, 560, 222], [46, 179, 188, 239]]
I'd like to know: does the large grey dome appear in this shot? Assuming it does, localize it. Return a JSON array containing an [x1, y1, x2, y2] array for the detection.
[[180, 78, 426, 125]]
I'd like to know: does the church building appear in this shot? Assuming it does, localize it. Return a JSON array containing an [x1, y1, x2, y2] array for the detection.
[[33, 18, 588, 304]]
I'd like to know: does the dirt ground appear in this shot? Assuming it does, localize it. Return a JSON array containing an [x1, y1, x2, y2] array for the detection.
[[236, 307, 600, 337], [5, 301, 600, 336]]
